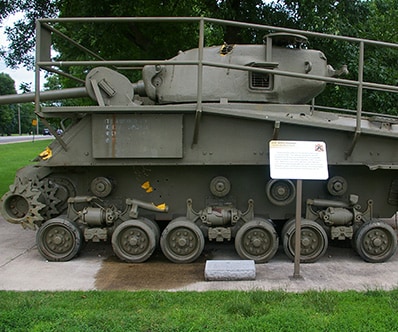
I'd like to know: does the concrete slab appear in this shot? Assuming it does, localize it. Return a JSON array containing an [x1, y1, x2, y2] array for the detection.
[[173, 243, 398, 292], [205, 260, 256, 281], [0, 219, 102, 291]]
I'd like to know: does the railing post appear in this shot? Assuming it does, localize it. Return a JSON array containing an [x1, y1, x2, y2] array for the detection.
[[345, 40, 364, 158], [34, 20, 42, 115], [356, 41, 364, 131], [192, 17, 205, 146], [266, 36, 272, 62]]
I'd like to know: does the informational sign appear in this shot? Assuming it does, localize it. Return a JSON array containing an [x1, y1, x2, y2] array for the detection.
[[269, 140, 329, 279], [269, 140, 328, 180]]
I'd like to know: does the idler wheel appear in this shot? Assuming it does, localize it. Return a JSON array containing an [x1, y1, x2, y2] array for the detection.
[[36, 217, 83, 261], [354, 220, 397, 263], [160, 219, 205, 263], [282, 219, 328, 263], [266, 179, 295, 206], [327, 176, 348, 196], [112, 219, 157, 263], [90, 177, 113, 198], [235, 218, 279, 263], [210, 176, 231, 197]]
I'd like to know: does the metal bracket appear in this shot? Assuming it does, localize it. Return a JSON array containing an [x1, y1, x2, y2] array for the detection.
[[36, 112, 68, 151], [191, 107, 202, 147], [90, 78, 106, 107], [272, 121, 280, 140], [345, 131, 361, 159], [241, 199, 255, 222]]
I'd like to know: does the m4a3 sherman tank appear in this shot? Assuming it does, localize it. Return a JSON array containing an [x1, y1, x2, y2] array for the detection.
[[0, 17, 397, 264]]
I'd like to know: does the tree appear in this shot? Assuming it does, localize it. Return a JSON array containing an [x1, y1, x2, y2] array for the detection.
[[0, 0, 58, 69], [358, 0, 398, 115], [270, 0, 397, 115], [0, 73, 17, 135], [0, 73, 35, 135]]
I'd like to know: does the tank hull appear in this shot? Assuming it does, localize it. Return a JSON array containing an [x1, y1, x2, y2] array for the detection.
[[2, 105, 396, 263]]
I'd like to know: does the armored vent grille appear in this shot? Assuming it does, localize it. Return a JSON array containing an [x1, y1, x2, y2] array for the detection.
[[250, 70, 272, 90], [252, 72, 270, 87]]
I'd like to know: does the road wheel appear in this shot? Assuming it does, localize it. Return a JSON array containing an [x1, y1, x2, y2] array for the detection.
[[160, 219, 205, 263], [36, 217, 82, 261], [354, 220, 397, 263], [140, 217, 160, 243], [282, 219, 328, 263], [235, 218, 279, 263], [112, 219, 157, 263]]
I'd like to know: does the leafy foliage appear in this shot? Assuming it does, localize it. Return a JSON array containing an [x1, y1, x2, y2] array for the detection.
[[0, 73, 36, 135], [0, 0, 58, 69], [0, 73, 17, 135]]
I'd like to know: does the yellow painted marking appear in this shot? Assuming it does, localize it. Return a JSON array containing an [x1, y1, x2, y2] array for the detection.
[[39, 147, 52, 160], [141, 181, 154, 193], [155, 203, 167, 211]]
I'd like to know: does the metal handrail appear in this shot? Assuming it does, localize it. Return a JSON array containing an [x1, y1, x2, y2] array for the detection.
[[34, 16, 398, 126]]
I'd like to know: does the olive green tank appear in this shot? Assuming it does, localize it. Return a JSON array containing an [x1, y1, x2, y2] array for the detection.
[[0, 17, 397, 264]]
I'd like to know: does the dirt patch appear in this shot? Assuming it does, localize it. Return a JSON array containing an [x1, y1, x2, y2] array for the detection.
[[95, 249, 212, 290]]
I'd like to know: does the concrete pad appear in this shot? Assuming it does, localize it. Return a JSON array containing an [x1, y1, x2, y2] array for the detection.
[[175, 243, 398, 292], [0, 219, 103, 291], [1, 215, 398, 292], [205, 260, 256, 281]]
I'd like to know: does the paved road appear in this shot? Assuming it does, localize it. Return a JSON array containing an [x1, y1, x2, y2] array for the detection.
[[1, 216, 398, 292], [0, 135, 53, 144]]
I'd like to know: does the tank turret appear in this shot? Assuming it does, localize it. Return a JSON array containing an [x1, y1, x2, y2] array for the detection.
[[0, 34, 345, 107], [140, 33, 340, 105]]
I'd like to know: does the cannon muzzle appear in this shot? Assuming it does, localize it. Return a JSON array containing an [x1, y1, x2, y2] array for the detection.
[[0, 87, 88, 105]]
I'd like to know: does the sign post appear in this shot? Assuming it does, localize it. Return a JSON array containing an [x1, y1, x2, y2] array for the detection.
[[31, 119, 38, 142], [269, 140, 328, 278]]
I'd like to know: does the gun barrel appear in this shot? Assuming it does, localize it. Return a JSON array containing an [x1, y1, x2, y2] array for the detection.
[[0, 87, 88, 105]]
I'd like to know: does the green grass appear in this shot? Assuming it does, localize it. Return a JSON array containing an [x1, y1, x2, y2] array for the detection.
[[1, 290, 398, 331], [0, 140, 52, 196]]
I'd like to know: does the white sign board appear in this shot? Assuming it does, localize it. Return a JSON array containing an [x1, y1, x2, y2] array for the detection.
[[269, 140, 328, 180]]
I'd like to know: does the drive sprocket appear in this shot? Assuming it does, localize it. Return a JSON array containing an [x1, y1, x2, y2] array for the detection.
[[0, 178, 46, 229], [32, 178, 62, 220]]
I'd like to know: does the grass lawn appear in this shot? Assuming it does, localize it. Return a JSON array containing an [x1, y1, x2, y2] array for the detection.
[[0, 140, 52, 196], [1, 289, 398, 331]]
